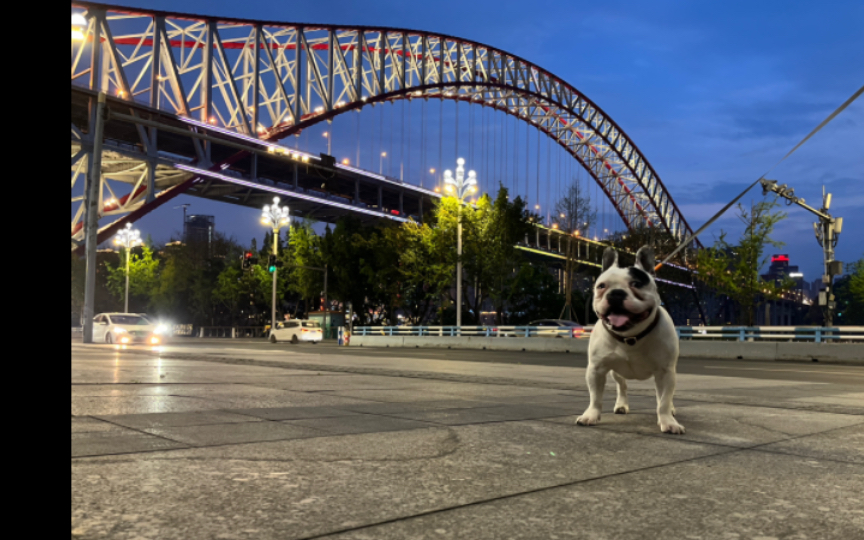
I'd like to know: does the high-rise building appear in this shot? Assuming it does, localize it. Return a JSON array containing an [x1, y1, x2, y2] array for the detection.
[[184, 215, 215, 249]]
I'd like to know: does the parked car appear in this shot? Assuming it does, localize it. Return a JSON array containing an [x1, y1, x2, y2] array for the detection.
[[92, 313, 163, 345], [269, 320, 323, 344], [528, 319, 586, 338]]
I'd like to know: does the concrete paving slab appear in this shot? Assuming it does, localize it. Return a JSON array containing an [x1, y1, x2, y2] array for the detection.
[[189, 392, 374, 409], [321, 389, 480, 403], [379, 408, 513, 426], [226, 406, 363, 421], [70, 422, 726, 540], [286, 415, 436, 435], [71, 395, 230, 416], [568, 402, 864, 448], [319, 450, 864, 540], [327, 402, 468, 415], [757, 423, 864, 463], [95, 410, 264, 429], [71, 416, 131, 434], [72, 430, 188, 457], [143, 421, 325, 446]]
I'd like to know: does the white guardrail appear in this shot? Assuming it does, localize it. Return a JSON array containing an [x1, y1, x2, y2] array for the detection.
[[353, 325, 864, 343]]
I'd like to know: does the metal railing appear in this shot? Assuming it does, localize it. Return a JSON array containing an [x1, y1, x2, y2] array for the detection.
[[676, 326, 864, 343], [196, 326, 266, 338], [354, 326, 590, 338], [354, 325, 864, 343]]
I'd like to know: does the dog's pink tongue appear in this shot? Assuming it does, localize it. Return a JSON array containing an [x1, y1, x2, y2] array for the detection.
[[608, 314, 630, 327]]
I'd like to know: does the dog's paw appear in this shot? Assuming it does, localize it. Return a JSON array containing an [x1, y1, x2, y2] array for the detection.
[[671, 406, 677, 417], [613, 404, 629, 414], [658, 416, 685, 434], [576, 410, 601, 426]]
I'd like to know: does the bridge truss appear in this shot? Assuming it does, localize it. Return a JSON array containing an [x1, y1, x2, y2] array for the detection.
[[71, 1, 696, 247]]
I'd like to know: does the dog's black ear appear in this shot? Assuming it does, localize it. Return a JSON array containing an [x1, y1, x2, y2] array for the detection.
[[602, 248, 618, 272], [635, 246, 656, 275]]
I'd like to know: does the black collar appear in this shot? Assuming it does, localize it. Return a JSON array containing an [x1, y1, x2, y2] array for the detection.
[[605, 311, 660, 346]]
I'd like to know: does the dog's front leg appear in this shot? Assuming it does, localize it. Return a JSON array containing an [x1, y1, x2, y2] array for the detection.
[[654, 369, 685, 434], [576, 365, 607, 426]]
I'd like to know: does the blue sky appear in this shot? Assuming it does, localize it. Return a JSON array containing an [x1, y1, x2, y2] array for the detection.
[[114, 0, 863, 281]]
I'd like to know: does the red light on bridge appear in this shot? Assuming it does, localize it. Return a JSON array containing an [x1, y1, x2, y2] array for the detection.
[[771, 255, 789, 263], [390, 210, 400, 216]]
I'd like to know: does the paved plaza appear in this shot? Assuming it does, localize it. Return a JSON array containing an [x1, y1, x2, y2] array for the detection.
[[71, 342, 864, 539]]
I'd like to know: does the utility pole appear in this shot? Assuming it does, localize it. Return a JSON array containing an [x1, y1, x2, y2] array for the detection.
[[760, 179, 844, 326]]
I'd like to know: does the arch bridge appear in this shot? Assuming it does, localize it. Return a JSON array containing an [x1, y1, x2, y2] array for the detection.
[[71, 1, 697, 252]]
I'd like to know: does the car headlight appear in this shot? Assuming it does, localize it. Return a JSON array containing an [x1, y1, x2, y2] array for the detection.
[[114, 327, 128, 333], [154, 324, 169, 335]]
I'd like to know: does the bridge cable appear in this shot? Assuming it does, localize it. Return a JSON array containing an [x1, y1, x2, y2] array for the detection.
[[655, 82, 864, 272]]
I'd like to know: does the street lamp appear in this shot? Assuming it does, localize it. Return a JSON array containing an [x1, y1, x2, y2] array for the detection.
[[443, 158, 478, 329], [261, 196, 290, 333], [379, 152, 387, 174], [113, 223, 142, 313], [322, 131, 331, 155]]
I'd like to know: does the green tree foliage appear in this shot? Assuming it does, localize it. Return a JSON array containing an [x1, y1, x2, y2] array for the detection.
[[104, 244, 160, 311], [695, 200, 795, 325], [287, 222, 325, 313], [834, 255, 864, 325]]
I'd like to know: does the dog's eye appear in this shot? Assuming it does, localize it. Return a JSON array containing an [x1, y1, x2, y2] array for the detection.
[[597, 283, 606, 290]]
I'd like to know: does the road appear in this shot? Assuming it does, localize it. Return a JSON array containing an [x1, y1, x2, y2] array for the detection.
[[150, 338, 864, 385]]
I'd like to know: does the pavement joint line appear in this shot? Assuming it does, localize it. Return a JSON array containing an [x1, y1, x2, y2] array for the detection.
[[290, 446, 744, 540]]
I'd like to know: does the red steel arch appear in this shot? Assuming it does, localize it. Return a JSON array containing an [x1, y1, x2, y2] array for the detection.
[[71, 1, 696, 244]]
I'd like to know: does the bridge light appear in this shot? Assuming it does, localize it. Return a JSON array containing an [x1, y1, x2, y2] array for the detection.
[[534, 204, 540, 210], [341, 158, 350, 165], [72, 13, 87, 41], [381, 152, 387, 157], [560, 213, 565, 218], [552, 224, 558, 229], [322, 132, 329, 138], [429, 168, 435, 174]]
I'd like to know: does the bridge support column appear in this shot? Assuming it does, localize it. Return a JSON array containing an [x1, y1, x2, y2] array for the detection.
[[377, 186, 383, 211], [82, 92, 107, 343], [419, 197, 424, 223], [354, 179, 360, 204], [536, 229, 540, 247], [293, 163, 298, 189], [399, 190, 403, 215]]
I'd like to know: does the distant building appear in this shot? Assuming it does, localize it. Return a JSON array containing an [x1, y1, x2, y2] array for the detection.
[[762, 254, 806, 295], [184, 215, 215, 250]]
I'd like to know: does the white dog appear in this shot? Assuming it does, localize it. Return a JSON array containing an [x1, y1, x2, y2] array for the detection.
[[575, 246, 685, 434]]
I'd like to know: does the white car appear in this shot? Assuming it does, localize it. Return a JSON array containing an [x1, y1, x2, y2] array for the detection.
[[269, 320, 323, 344], [92, 313, 164, 345]]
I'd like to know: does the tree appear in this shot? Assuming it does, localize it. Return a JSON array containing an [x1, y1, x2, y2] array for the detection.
[[287, 222, 325, 313], [104, 244, 160, 312], [834, 255, 864, 325], [553, 177, 596, 322], [695, 200, 795, 325]]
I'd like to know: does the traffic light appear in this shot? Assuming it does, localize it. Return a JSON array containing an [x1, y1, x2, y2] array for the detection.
[[241, 251, 258, 271], [267, 254, 284, 273]]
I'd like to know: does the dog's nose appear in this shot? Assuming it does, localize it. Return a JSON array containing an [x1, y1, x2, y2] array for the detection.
[[608, 289, 627, 302]]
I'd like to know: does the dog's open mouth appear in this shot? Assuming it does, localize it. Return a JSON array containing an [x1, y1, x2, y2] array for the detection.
[[602, 309, 651, 331]]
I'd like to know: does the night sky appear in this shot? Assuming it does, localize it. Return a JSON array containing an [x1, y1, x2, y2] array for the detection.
[[99, 0, 863, 282]]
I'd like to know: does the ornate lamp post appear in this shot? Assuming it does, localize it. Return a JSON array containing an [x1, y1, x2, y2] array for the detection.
[[443, 158, 478, 329], [261, 197, 290, 333], [113, 223, 142, 313]]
